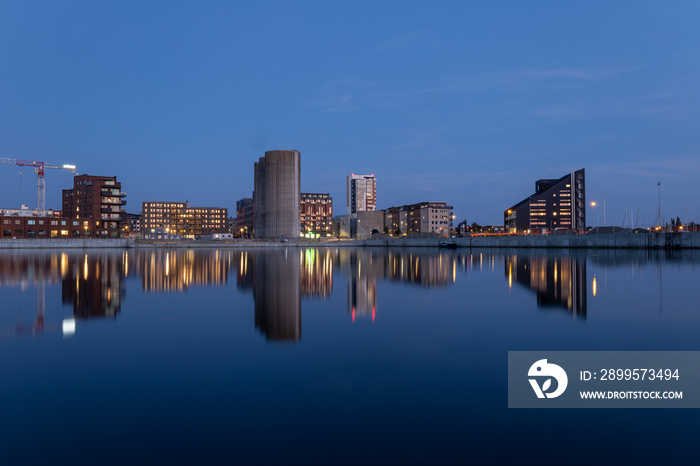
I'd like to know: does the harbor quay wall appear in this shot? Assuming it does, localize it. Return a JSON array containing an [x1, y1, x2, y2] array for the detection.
[[0, 238, 131, 249], [133, 232, 700, 248], [358, 232, 700, 249], [0, 232, 698, 249]]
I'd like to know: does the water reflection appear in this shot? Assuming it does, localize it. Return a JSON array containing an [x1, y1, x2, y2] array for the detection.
[[301, 248, 333, 297], [505, 253, 587, 317], [140, 249, 228, 292], [62, 253, 124, 319], [0, 254, 61, 335], [252, 250, 301, 341], [337, 249, 458, 320], [2, 248, 699, 340]]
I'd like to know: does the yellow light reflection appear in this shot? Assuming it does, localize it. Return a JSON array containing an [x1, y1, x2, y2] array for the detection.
[[508, 262, 512, 289], [83, 255, 88, 280], [592, 275, 597, 297]]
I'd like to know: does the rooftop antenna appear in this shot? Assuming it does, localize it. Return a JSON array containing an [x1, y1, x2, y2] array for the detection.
[[655, 182, 662, 227], [603, 198, 606, 226]]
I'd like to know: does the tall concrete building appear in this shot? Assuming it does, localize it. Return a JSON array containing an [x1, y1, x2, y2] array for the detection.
[[254, 150, 301, 238], [346, 174, 376, 214]]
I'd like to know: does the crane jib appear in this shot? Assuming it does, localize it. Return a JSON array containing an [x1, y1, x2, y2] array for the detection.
[[0, 157, 77, 215]]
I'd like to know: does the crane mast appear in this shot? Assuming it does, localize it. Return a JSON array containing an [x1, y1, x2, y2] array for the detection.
[[0, 157, 77, 215]]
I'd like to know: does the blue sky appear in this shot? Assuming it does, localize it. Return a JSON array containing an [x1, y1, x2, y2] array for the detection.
[[1, 1, 699, 226]]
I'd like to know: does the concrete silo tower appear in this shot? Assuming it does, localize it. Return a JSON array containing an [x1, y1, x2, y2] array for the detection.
[[254, 150, 301, 238]]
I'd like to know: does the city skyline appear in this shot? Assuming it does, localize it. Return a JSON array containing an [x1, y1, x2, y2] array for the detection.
[[1, 2, 699, 227]]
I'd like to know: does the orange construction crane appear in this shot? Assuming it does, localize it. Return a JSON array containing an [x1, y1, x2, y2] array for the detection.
[[0, 157, 77, 215]]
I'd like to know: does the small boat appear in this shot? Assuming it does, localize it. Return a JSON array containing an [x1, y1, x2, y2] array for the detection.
[[439, 241, 457, 249]]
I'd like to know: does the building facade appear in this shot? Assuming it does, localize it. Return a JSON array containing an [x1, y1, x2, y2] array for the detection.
[[301, 193, 333, 237], [385, 202, 453, 236], [254, 150, 301, 238], [1, 209, 97, 238], [141, 201, 228, 239], [504, 169, 586, 234], [346, 174, 376, 214], [121, 212, 141, 237], [62, 174, 126, 237], [236, 197, 254, 237], [338, 210, 386, 239]]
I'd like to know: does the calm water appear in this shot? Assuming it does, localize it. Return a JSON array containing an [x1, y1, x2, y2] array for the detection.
[[1, 247, 699, 464]]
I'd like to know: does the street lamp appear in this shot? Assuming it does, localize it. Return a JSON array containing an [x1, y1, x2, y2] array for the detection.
[[590, 201, 597, 231]]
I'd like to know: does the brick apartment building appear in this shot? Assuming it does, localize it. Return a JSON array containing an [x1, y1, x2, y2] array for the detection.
[[1, 207, 96, 238], [62, 174, 126, 237], [301, 193, 333, 237]]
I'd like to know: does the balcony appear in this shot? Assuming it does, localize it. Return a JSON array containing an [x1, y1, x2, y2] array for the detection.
[[101, 198, 122, 205]]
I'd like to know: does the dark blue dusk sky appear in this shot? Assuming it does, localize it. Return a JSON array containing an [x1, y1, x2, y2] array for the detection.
[[1, 1, 699, 226]]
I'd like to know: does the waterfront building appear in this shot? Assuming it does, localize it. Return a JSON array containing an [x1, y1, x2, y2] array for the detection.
[[301, 193, 333, 237], [504, 169, 586, 234], [236, 197, 254, 237], [482, 225, 506, 234], [141, 201, 228, 239], [62, 174, 126, 237], [0, 207, 96, 239], [338, 210, 386, 239], [121, 212, 141, 237], [346, 173, 376, 214], [254, 150, 301, 238], [385, 202, 453, 236]]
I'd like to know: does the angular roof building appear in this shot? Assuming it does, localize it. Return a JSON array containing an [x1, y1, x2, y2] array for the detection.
[[504, 169, 585, 233]]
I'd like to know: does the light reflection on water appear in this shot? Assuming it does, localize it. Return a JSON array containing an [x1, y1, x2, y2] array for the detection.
[[0, 248, 698, 339], [0, 247, 699, 463]]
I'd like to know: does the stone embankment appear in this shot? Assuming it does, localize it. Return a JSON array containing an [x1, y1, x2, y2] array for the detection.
[[0, 232, 698, 249], [359, 232, 700, 249], [0, 238, 132, 249]]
